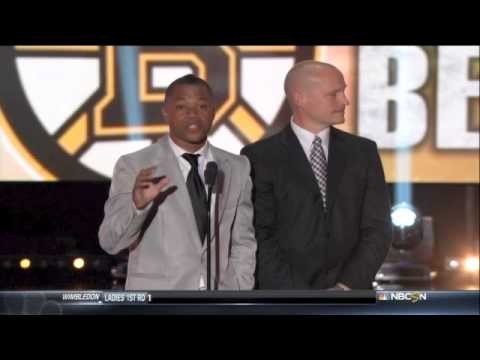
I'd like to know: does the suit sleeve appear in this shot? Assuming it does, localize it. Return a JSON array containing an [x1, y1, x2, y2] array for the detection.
[[227, 156, 257, 290], [338, 142, 393, 288], [241, 147, 293, 289], [98, 156, 151, 255]]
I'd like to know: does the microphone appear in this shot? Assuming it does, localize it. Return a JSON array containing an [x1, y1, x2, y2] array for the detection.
[[204, 161, 218, 291], [204, 162, 218, 187]]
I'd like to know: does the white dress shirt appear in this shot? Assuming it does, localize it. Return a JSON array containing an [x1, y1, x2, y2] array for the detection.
[[290, 118, 330, 161]]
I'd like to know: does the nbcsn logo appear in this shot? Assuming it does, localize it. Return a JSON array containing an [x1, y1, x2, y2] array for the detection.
[[378, 292, 428, 303]]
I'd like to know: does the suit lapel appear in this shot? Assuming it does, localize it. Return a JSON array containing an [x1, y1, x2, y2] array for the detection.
[[210, 147, 232, 225], [326, 127, 347, 215], [281, 125, 321, 197]]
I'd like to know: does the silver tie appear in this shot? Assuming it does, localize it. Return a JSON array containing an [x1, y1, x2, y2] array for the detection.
[[310, 136, 327, 209]]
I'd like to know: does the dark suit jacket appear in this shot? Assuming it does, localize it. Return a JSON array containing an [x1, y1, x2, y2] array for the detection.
[[241, 124, 392, 289]]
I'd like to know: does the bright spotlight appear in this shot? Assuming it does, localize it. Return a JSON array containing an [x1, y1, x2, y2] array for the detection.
[[20, 258, 31, 269], [73, 257, 85, 270], [391, 203, 417, 228], [463, 257, 479, 273], [449, 259, 460, 269]]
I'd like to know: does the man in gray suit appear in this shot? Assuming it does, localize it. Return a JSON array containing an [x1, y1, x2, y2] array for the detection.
[[99, 74, 256, 290]]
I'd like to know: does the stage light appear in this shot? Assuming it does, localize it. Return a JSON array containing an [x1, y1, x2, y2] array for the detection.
[[380, 207, 435, 289], [20, 258, 31, 269], [463, 256, 479, 273], [448, 259, 460, 270], [73, 257, 85, 270], [391, 203, 422, 251], [391, 202, 417, 228]]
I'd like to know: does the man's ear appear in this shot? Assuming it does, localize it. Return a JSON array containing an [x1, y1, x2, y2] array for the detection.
[[292, 90, 304, 108], [161, 105, 168, 120]]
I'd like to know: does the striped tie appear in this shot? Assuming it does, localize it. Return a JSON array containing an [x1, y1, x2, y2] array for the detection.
[[309, 136, 327, 209]]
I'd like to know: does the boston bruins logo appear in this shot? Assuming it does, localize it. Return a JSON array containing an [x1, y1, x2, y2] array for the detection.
[[0, 46, 318, 180]]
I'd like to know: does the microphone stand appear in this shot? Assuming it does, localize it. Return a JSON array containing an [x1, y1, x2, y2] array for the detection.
[[206, 184, 213, 291], [204, 162, 217, 291]]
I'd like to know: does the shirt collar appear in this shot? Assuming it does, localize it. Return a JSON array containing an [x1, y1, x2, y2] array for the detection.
[[168, 135, 209, 160], [290, 117, 330, 152]]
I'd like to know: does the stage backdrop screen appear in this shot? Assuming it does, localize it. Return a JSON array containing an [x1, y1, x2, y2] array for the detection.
[[0, 46, 478, 182]]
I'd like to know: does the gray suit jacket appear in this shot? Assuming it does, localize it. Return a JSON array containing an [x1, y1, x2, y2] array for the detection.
[[98, 136, 256, 290]]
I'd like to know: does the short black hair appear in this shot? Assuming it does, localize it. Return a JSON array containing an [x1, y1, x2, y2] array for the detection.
[[165, 74, 213, 101]]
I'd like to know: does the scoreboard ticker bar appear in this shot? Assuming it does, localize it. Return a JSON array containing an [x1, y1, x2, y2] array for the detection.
[[0, 290, 478, 315]]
